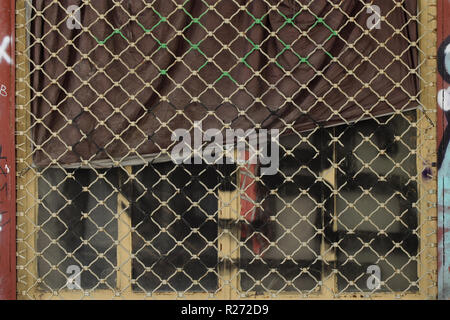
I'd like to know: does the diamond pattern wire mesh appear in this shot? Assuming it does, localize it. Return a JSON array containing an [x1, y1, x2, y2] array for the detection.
[[15, 0, 437, 299]]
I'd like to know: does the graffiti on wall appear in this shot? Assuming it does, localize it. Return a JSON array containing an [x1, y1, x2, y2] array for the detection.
[[437, 0, 450, 300], [0, 85, 11, 295], [0, 0, 15, 300], [0, 145, 9, 233], [0, 35, 10, 280]]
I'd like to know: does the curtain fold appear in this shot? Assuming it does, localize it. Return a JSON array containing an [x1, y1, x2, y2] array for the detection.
[[30, 0, 418, 167]]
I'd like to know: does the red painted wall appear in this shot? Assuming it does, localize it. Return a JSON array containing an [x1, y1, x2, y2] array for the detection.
[[0, 0, 15, 300]]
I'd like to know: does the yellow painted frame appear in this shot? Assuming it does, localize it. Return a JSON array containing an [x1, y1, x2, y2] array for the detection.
[[15, 0, 438, 299]]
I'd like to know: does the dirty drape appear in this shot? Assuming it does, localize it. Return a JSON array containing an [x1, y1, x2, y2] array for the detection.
[[30, 0, 418, 167]]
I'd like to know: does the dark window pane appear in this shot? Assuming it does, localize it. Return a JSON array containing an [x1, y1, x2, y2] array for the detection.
[[37, 168, 118, 291], [240, 130, 333, 292], [335, 111, 418, 292], [128, 162, 220, 293]]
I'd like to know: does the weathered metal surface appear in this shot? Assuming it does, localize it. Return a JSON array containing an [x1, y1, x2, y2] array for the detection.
[[0, 0, 15, 301]]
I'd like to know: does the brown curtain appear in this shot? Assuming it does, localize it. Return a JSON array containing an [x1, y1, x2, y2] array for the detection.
[[30, 0, 418, 167]]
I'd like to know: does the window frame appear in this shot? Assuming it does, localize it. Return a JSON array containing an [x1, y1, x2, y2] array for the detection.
[[15, 0, 437, 300]]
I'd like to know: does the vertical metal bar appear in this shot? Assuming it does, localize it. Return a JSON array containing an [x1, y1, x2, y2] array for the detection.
[[117, 166, 133, 297], [417, 0, 438, 300], [218, 181, 240, 299], [0, 0, 15, 300]]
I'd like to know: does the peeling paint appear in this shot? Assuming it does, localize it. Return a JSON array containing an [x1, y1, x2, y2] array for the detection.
[[422, 167, 433, 180], [0, 0, 15, 300]]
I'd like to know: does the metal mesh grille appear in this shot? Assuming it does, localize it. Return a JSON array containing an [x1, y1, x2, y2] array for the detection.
[[15, 0, 438, 299]]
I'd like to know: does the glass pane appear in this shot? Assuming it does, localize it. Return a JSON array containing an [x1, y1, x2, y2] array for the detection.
[[239, 130, 333, 292], [128, 162, 221, 293], [37, 168, 118, 291], [335, 111, 419, 292]]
